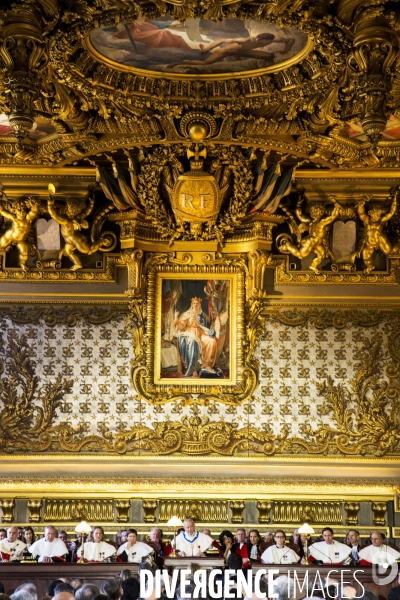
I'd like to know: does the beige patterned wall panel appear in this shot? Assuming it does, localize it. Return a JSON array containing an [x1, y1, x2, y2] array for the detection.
[[0, 305, 399, 459]]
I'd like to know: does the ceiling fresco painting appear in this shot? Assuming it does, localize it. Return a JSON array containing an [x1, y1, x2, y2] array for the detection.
[[89, 17, 309, 76]]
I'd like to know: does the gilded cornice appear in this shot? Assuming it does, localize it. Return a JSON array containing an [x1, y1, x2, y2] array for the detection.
[[0, 475, 396, 496]]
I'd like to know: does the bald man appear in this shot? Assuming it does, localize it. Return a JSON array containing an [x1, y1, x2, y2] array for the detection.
[[0, 526, 27, 561], [359, 531, 400, 565], [53, 593, 75, 600]]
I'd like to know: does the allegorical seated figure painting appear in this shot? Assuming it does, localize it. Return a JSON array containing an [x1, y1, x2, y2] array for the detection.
[[90, 16, 308, 76], [160, 279, 230, 379]]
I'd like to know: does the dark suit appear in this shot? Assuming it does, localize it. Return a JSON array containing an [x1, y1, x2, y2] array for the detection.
[[388, 586, 400, 600]]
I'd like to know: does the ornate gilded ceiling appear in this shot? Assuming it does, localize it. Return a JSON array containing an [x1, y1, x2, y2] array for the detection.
[[0, 0, 398, 169]]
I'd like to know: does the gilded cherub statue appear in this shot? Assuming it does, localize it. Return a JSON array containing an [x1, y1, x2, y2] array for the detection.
[[353, 189, 399, 274], [47, 185, 113, 270], [0, 188, 40, 270], [278, 196, 341, 274]]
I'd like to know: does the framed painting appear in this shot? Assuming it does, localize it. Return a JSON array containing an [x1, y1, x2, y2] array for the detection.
[[155, 273, 236, 385], [131, 257, 255, 404]]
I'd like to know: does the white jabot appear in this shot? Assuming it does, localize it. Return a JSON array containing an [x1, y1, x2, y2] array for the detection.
[[0, 539, 27, 560], [261, 545, 300, 564], [77, 540, 116, 562], [359, 544, 400, 565], [309, 541, 352, 564], [173, 531, 213, 555], [29, 538, 68, 561], [117, 541, 154, 563]]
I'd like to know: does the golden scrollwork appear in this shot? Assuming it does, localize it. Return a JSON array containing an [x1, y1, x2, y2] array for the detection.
[[273, 502, 342, 524], [159, 500, 228, 523], [27, 499, 43, 523], [44, 499, 114, 522], [344, 502, 360, 526], [229, 501, 245, 524], [257, 501, 272, 524], [372, 502, 387, 526], [0, 499, 15, 523], [142, 500, 158, 523]]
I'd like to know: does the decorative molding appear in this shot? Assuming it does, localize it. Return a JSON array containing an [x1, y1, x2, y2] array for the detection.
[[257, 501, 272, 524], [372, 502, 387, 526], [44, 499, 114, 522], [344, 502, 360, 526], [230, 501, 245, 523], [142, 500, 158, 523], [159, 500, 228, 523], [27, 499, 43, 523], [0, 499, 15, 523], [273, 501, 342, 524]]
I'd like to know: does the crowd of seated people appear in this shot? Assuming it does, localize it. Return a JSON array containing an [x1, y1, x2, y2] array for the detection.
[[0, 520, 398, 568], [0, 557, 399, 600]]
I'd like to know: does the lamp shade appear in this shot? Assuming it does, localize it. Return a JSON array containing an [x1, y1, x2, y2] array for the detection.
[[75, 520, 92, 534], [298, 523, 315, 534], [167, 516, 184, 527]]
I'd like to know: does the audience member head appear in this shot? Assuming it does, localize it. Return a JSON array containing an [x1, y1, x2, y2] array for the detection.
[[370, 531, 385, 547], [17, 528, 24, 541], [49, 582, 64, 598], [183, 519, 196, 537], [119, 570, 133, 582], [53, 594, 75, 600], [6, 527, 18, 544], [249, 529, 261, 545], [0, 585, 4, 594], [292, 529, 299, 544], [23, 527, 36, 545], [236, 528, 246, 544], [44, 526, 58, 542], [100, 580, 122, 600], [149, 528, 162, 543], [176, 583, 195, 600], [361, 592, 378, 600], [58, 531, 68, 543], [264, 531, 273, 543], [202, 528, 211, 537], [118, 531, 128, 545], [91, 527, 104, 543], [121, 579, 140, 600], [338, 586, 357, 600], [322, 528, 334, 545], [14, 585, 37, 600], [0, 529, 6, 540], [126, 529, 138, 546], [219, 530, 234, 548], [346, 530, 360, 546], [69, 582, 83, 593], [138, 561, 156, 578], [75, 585, 100, 600], [0, 594, 10, 600], [273, 576, 295, 600], [227, 551, 243, 572], [10, 593, 35, 600], [274, 530, 287, 548], [53, 585, 74, 597]]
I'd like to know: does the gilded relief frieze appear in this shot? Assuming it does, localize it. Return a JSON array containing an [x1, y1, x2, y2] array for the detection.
[[159, 500, 228, 523], [273, 501, 342, 525], [44, 499, 114, 522]]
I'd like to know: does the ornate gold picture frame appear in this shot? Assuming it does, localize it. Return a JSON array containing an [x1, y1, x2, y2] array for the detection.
[[131, 254, 256, 405], [154, 272, 236, 385]]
